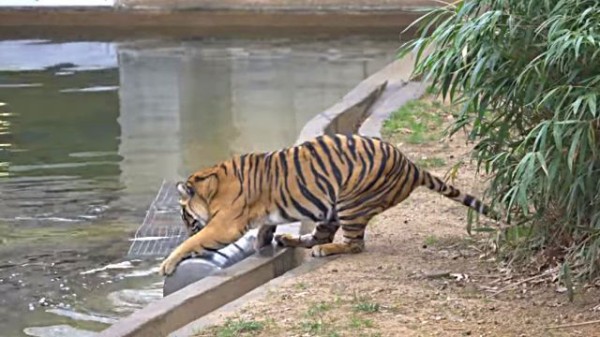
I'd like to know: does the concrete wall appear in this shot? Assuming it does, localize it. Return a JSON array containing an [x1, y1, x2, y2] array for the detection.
[[0, 0, 438, 40], [0, 0, 438, 10], [116, 0, 439, 10]]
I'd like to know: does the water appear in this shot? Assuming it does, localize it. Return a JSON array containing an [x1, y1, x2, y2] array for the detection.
[[0, 37, 398, 336]]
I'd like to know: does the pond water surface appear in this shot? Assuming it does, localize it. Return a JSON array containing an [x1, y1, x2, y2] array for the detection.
[[0, 37, 399, 336]]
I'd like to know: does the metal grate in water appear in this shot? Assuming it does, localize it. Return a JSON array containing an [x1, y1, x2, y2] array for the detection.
[[127, 180, 187, 258]]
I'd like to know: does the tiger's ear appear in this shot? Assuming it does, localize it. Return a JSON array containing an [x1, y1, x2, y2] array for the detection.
[[191, 173, 219, 201], [176, 181, 193, 201]]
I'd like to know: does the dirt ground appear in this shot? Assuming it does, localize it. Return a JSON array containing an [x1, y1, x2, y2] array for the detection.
[[194, 97, 600, 337]]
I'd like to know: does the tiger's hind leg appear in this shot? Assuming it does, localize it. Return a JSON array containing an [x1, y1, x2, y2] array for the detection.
[[311, 222, 366, 257], [275, 222, 339, 248], [254, 225, 277, 251]]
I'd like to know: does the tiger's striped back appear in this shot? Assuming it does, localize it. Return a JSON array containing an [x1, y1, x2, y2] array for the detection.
[[280, 134, 495, 224]]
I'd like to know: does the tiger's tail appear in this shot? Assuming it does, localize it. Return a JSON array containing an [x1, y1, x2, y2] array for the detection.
[[419, 167, 500, 221]]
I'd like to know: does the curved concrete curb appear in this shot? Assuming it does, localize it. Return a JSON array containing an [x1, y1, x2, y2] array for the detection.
[[359, 61, 429, 138], [300, 55, 427, 140]]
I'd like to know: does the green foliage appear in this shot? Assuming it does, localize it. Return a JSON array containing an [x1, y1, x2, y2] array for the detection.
[[215, 319, 264, 337], [423, 235, 439, 247], [307, 301, 333, 316], [382, 99, 444, 144], [399, 0, 600, 281], [295, 282, 308, 290], [352, 294, 380, 313], [350, 316, 374, 328], [417, 157, 446, 168], [353, 302, 380, 313], [300, 320, 328, 334]]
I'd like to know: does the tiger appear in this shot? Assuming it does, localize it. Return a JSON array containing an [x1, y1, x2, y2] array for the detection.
[[159, 133, 498, 276]]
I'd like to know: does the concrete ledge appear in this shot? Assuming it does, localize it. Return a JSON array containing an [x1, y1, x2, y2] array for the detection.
[[359, 81, 427, 137], [296, 82, 387, 143], [325, 82, 387, 136], [359, 57, 429, 137], [298, 52, 424, 141], [115, 0, 438, 11], [0, 9, 427, 40], [98, 243, 303, 337]]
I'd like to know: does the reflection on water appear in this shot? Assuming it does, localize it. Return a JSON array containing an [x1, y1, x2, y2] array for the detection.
[[0, 37, 398, 336]]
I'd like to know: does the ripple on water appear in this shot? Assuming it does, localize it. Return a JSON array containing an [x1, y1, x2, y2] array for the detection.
[[23, 325, 97, 337], [107, 287, 163, 314], [60, 86, 119, 93], [79, 261, 134, 276], [45, 308, 118, 325]]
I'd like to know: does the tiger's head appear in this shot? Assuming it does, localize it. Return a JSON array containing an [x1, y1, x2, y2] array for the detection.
[[176, 168, 221, 236]]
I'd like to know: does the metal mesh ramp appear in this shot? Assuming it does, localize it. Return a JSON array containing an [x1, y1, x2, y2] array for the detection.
[[127, 180, 187, 258]]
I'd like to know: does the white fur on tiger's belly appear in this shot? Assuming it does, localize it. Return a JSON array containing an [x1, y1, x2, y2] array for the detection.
[[249, 210, 288, 228], [265, 210, 288, 225]]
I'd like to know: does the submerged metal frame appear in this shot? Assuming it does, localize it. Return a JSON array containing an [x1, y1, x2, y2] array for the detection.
[[127, 180, 186, 258]]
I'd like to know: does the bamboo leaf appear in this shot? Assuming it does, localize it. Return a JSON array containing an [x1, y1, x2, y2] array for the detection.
[[553, 123, 563, 151], [572, 96, 584, 115], [567, 128, 583, 172], [587, 93, 597, 117], [535, 152, 549, 176]]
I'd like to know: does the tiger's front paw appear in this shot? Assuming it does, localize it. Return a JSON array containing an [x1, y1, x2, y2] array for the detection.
[[311, 244, 333, 257], [159, 254, 182, 276], [274, 233, 301, 247]]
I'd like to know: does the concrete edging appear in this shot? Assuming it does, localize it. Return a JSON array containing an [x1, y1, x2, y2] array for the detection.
[[0, 10, 426, 40], [98, 245, 302, 337], [97, 56, 404, 337]]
